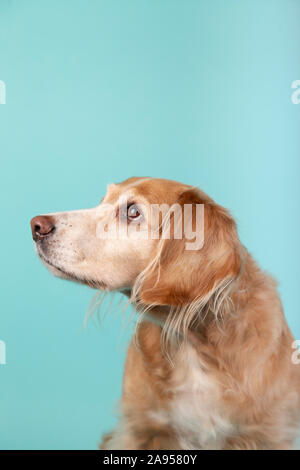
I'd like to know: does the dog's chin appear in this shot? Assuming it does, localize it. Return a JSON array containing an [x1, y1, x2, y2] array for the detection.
[[37, 250, 77, 281], [36, 247, 106, 289]]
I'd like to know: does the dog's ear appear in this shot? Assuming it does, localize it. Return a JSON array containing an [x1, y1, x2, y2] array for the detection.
[[138, 188, 241, 307]]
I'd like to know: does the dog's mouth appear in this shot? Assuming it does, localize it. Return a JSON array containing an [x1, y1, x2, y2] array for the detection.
[[37, 250, 74, 278], [36, 248, 106, 289]]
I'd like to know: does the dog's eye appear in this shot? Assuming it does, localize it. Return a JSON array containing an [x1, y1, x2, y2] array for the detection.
[[127, 204, 141, 220]]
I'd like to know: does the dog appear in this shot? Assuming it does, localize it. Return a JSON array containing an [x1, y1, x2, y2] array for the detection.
[[30, 177, 300, 450]]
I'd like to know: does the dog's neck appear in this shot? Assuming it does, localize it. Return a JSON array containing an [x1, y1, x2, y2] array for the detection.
[[131, 250, 255, 354]]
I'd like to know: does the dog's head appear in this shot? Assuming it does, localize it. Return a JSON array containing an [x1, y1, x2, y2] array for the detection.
[[31, 177, 241, 311]]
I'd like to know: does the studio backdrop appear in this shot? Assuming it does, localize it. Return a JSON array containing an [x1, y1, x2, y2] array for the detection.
[[0, 0, 299, 449]]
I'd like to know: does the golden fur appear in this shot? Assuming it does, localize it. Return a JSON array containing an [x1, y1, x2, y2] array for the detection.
[[31, 177, 300, 450]]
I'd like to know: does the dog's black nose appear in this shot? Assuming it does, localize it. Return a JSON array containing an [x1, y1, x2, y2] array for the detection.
[[31, 215, 55, 241]]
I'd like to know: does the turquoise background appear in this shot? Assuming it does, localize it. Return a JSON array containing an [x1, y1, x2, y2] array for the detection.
[[0, 0, 299, 449]]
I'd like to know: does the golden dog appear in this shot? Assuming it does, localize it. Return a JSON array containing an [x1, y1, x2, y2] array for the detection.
[[31, 177, 300, 449]]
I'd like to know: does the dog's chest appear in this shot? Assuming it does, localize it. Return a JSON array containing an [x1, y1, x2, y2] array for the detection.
[[153, 346, 234, 449]]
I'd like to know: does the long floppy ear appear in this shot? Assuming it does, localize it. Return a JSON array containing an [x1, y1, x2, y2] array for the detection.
[[137, 188, 241, 309]]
